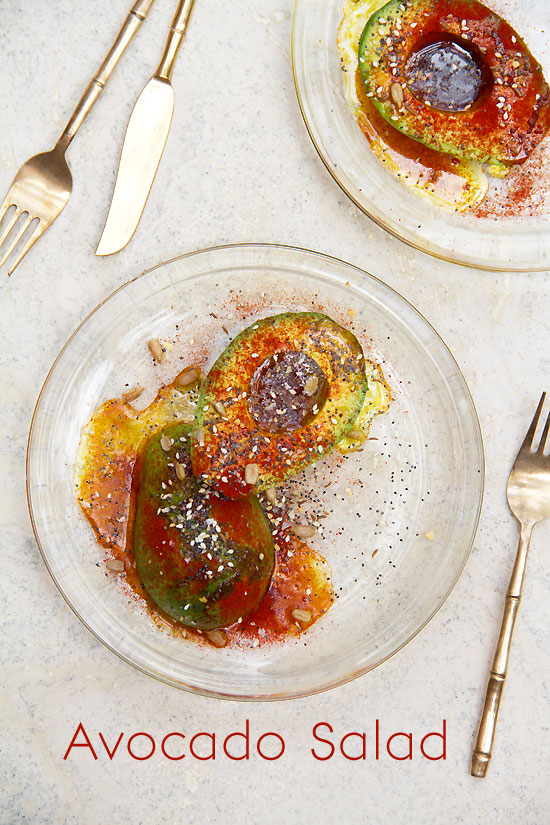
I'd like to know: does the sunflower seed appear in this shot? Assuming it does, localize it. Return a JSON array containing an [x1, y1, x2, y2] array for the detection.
[[160, 434, 172, 451], [244, 463, 260, 485], [175, 462, 186, 481], [193, 426, 205, 446], [304, 375, 319, 396], [265, 487, 277, 505], [148, 337, 165, 363], [122, 385, 143, 403], [291, 523, 317, 539], [206, 629, 228, 648], [106, 559, 125, 572], [213, 400, 226, 416], [347, 428, 366, 442], [292, 608, 312, 623], [390, 81, 404, 107], [175, 366, 200, 386]]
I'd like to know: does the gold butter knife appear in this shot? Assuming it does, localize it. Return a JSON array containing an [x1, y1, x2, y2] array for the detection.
[[0, 0, 156, 275], [96, 0, 196, 256]]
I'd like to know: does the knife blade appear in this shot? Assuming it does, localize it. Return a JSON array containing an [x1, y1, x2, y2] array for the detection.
[[96, 0, 196, 256]]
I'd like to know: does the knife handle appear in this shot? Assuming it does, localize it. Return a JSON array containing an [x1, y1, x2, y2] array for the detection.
[[57, 0, 156, 149], [156, 0, 197, 82]]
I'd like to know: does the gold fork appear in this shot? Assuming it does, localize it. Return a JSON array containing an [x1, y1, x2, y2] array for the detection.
[[0, 0, 155, 276], [471, 392, 550, 778]]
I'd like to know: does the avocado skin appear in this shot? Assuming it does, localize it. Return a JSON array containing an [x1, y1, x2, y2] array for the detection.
[[190, 312, 369, 498], [133, 423, 274, 630], [358, 0, 550, 167]]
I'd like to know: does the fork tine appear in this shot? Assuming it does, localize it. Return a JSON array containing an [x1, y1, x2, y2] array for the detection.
[[0, 213, 32, 270], [538, 405, 550, 454], [7, 219, 47, 276], [0, 206, 22, 250], [520, 392, 546, 453], [0, 198, 14, 227]]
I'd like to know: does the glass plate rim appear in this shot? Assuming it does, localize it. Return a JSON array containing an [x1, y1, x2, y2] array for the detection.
[[26, 242, 485, 701]]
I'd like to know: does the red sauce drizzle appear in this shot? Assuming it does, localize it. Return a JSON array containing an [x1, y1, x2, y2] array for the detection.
[[76, 377, 334, 648], [355, 69, 464, 182]]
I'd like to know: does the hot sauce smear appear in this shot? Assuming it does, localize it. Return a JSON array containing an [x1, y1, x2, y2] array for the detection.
[[75, 376, 334, 648], [354, 69, 482, 208]]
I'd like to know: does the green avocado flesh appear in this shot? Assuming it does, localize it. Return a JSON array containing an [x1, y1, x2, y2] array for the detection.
[[133, 423, 275, 630], [190, 312, 368, 499], [358, 0, 550, 168]]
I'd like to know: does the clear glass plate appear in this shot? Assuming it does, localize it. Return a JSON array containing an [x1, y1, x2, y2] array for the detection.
[[292, 0, 550, 271], [27, 244, 484, 700]]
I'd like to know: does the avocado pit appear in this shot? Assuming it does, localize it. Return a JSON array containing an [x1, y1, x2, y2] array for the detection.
[[405, 37, 486, 112], [247, 350, 329, 433]]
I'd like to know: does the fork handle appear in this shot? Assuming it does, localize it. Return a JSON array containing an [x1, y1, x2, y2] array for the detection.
[[471, 520, 535, 778], [56, 0, 156, 149]]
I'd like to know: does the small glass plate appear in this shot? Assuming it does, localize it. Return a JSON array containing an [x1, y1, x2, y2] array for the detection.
[[292, 0, 550, 270], [27, 244, 484, 699]]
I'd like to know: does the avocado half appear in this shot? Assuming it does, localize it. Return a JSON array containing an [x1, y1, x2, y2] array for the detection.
[[190, 312, 368, 498], [133, 422, 274, 629], [358, 0, 550, 169]]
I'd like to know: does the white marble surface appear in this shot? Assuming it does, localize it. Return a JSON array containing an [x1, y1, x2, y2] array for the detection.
[[1, 1, 550, 822]]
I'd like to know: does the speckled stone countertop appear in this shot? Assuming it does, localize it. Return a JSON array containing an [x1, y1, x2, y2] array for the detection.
[[1, 1, 549, 823]]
